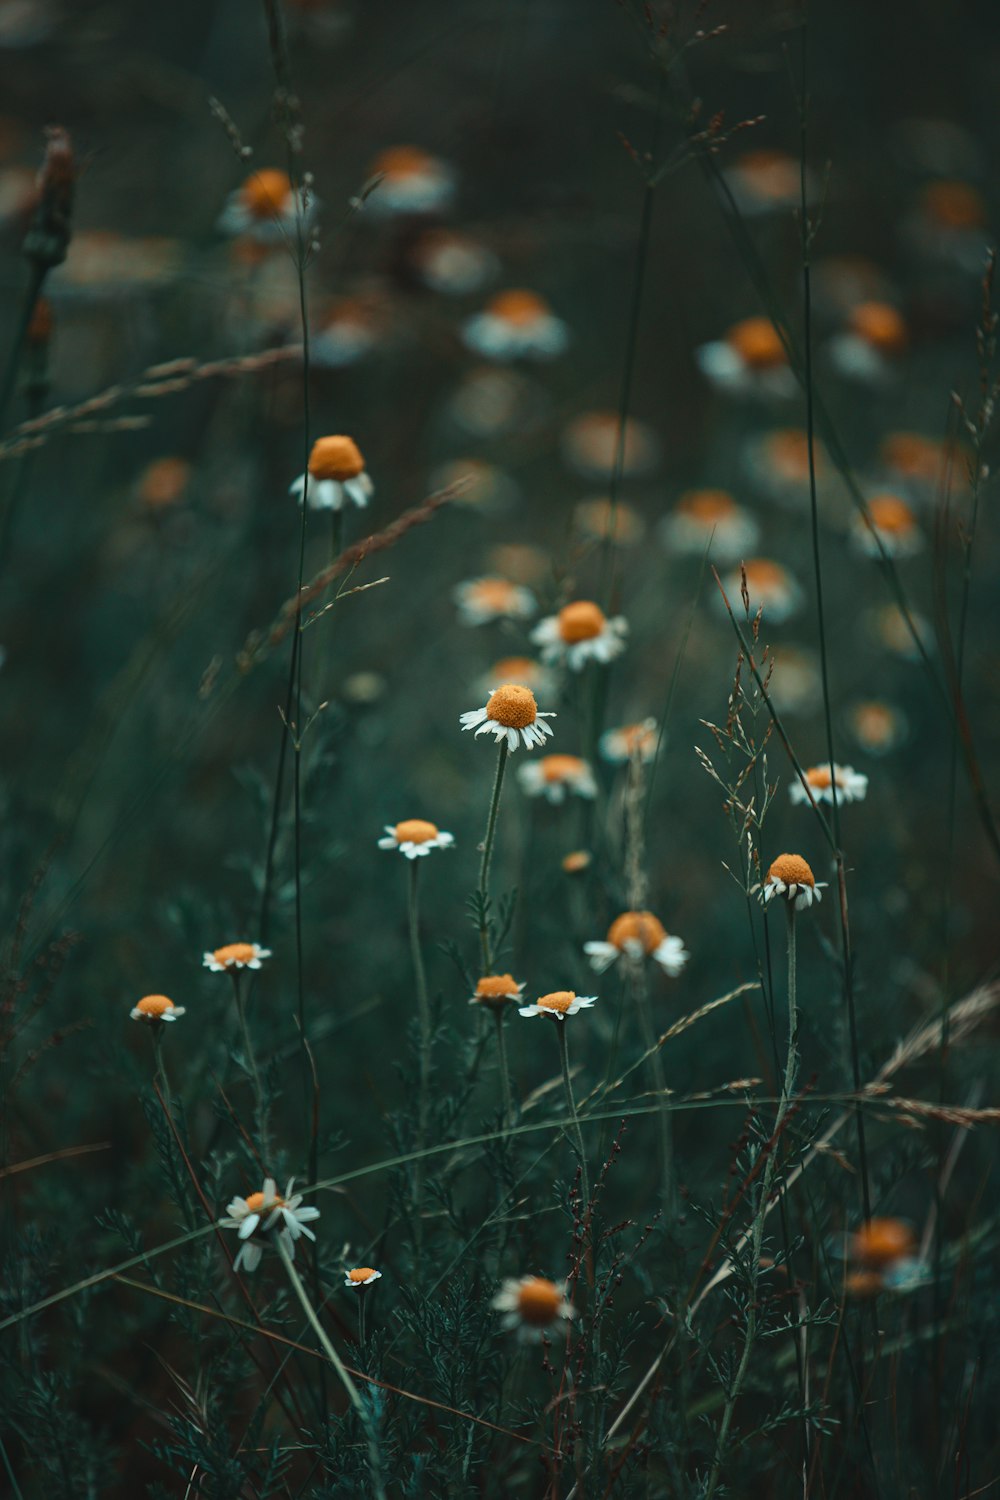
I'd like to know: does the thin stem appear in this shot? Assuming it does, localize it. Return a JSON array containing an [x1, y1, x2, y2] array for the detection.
[[276, 1237, 386, 1500], [408, 859, 430, 1235], [477, 741, 509, 972], [706, 905, 798, 1499], [493, 1008, 514, 1128], [0, 264, 44, 437], [631, 960, 675, 1217], [231, 971, 269, 1163], [151, 1028, 172, 1118], [555, 1021, 589, 1211], [358, 1291, 368, 1354]]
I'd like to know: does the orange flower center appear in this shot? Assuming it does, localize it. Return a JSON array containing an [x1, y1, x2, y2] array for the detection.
[[488, 289, 549, 325], [561, 849, 592, 874], [244, 1190, 284, 1214], [213, 942, 258, 967], [736, 148, 799, 200], [805, 766, 835, 789], [767, 853, 815, 887], [617, 723, 656, 754], [475, 973, 520, 1000], [868, 494, 915, 535], [849, 302, 907, 354], [136, 994, 175, 1017], [486, 683, 538, 728], [881, 431, 942, 481], [607, 910, 667, 953], [558, 600, 606, 643], [743, 559, 788, 591], [491, 656, 539, 683], [242, 169, 292, 219], [516, 1277, 564, 1325], [540, 754, 585, 783], [728, 316, 786, 369], [469, 578, 519, 610], [921, 180, 985, 230], [371, 145, 435, 180], [845, 1270, 885, 1300], [140, 457, 191, 510], [576, 498, 641, 542], [536, 991, 576, 1014], [347, 1267, 377, 1283], [853, 702, 893, 741], [766, 428, 818, 480], [678, 488, 737, 522], [395, 819, 439, 844], [309, 435, 365, 481], [852, 1217, 916, 1267]]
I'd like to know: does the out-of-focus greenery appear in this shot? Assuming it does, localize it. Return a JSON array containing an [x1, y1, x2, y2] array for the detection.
[[0, 1, 998, 1495]]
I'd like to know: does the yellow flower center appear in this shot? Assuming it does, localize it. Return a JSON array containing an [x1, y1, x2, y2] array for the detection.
[[516, 1277, 564, 1325], [347, 1266, 378, 1283], [139, 456, 191, 510], [491, 656, 539, 684], [743, 559, 788, 592], [678, 488, 737, 522], [244, 1190, 284, 1214], [475, 973, 519, 1000], [135, 994, 175, 1017], [371, 145, 435, 180], [728, 316, 787, 369], [881, 431, 942, 482], [212, 942, 258, 967], [849, 301, 907, 353], [767, 853, 815, 887], [921, 180, 985, 230], [242, 169, 292, 219], [540, 754, 585, 784], [309, 435, 365, 481], [488, 289, 549, 325], [607, 910, 666, 953], [805, 766, 835, 790], [853, 702, 894, 742], [851, 1218, 916, 1267], [558, 600, 606, 643], [486, 683, 538, 729], [736, 148, 799, 200], [468, 578, 519, 610], [868, 494, 915, 535], [561, 849, 592, 874], [536, 991, 576, 1014], [394, 819, 439, 844]]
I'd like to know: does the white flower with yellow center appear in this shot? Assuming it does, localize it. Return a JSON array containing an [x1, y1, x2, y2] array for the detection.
[[830, 302, 908, 383], [696, 316, 796, 399], [532, 599, 628, 671], [847, 700, 908, 756], [584, 911, 688, 976], [344, 1267, 382, 1289], [460, 682, 556, 752], [203, 942, 272, 973], [717, 559, 803, 624], [378, 819, 455, 859], [469, 973, 526, 1010], [130, 994, 185, 1023], [221, 1177, 320, 1273], [217, 168, 314, 243], [463, 289, 569, 361], [789, 763, 868, 806], [517, 753, 597, 804], [851, 494, 923, 558], [453, 576, 537, 626], [762, 854, 826, 911], [661, 488, 760, 564], [365, 145, 454, 215], [518, 990, 596, 1021], [599, 718, 658, 765], [492, 1276, 575, 1342], [289, 435, 373, 512]]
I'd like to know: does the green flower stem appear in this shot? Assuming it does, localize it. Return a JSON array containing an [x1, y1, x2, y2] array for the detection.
[[494, 1007, 514, 1128], [477, 740, 509, 972], [706, 903, 798, 1499], [231, 971, 269, 1163], [276, 1236, 386, 1500], [556, 1020, 590, 1212], [151, 1027, 172, 1116], [408, 859, 431, 1235], [632, 959, 675, 1217]]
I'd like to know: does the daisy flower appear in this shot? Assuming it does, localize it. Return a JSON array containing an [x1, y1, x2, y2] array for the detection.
[[847, 699, 908, 756], [517, 754, 596, 804], [518, 990, 596, 1021], [660, 488, 761, 564], [290, 435, 373, 512], [561, 849, 593, 875], [829, 301, 909, 383], [492, 1275, 575, 1341], [906, 179, 987, 274], [532, 600, 628, 670], [460, 682, 556, 751], [696, 316, 796, 399], [852, 494, 923, 558], [478, 656, 555, 701], [130, 994, 185, 1023], [136, 456, 192, 513], [718, 559, 803, 624], [573, 497, 645, 547], [462, 289, 569, 362], [203, 942, 272, 973], [762, 853, 826, 910], [600, 718, 658, 765], [344, 1267, 382, 1288], [431, 458, 520, 513], [445, 370, 542, 440], [723, 147, 813, 216], [217, 168, 311, 243], [879, 430, 955, 500], [743, 427, 828, 509], [365, 145, 454, 215], [561, 410, 660, 481], [850, 1217, 917, 1269], [453, 576, 537, 627], [410, 227, 497, 295], [789, 763, 868, 806], [312, 296, 382, 369], [584, 911, 688, 976], [468, 973, 525, 1010], [378, 819, 455, 858], [221, 1177, 320, 1273], [866, 602, 934, 661]]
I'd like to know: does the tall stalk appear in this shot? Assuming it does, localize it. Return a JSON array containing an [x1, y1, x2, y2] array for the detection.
[[477, 742, 509, 973]]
